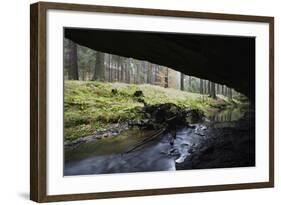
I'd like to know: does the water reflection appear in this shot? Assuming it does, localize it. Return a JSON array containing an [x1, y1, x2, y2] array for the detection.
[[208, 107, 245, 122], [64, 128, 157, 163], [64, 129, 177, 175]]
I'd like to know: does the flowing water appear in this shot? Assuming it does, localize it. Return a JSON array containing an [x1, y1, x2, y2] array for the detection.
[[64, 107, 247, 176]]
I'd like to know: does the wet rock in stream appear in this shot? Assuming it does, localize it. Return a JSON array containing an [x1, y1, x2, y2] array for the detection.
[[176, 112, 255, 170], [134, 103, 204, 130]]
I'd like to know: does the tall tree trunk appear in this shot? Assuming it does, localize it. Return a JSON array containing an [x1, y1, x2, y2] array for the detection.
[[164, 67, 169, 88], [120, 57, 125, 82], [216, 83, 220, 94], [126, 60, 130, 83], [188, 76, 192, 87], [124, 59, 127, 83], [136, 61, 140, 84], [210, 82, 216, 99], [200, 79, 203, 94], [69, 40, 79, 80], [114, 59, 117, 82], [189, 76, 192, 88], [148, 64, 151, 84], [180, 73, 185, 91], [135, 63, 139, 84], [203, 80, 207, 94], [228, 88, 233, 100], [151, 64, 155, 84], [92, 52, 105, 81], [224, 86, 228, 96], [154, 65, 158, 84], [221, 85, 224, 96], [208, 81, 211, 94], [82, 70, 85, 81], [116, 56, 120, 81], [108, 54, 112, 82], [146, 62, 152, 84]]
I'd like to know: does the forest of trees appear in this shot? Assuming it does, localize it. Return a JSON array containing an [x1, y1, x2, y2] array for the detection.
[[64, 39, 237, 100]]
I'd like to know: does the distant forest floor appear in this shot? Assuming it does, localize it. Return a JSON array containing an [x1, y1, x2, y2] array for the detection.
[[64, 80, 245, 141]]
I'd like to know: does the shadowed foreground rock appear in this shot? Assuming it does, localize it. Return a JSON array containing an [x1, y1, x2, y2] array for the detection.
[[176, 111, 255, 170]]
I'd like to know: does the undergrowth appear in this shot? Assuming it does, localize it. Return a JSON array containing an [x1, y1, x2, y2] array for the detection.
[[64, 80, 238, 140]]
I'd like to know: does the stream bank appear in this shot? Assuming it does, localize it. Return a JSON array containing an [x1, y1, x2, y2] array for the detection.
[[64, 104, 254, 176]]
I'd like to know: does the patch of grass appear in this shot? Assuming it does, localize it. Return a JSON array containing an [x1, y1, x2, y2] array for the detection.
[[64, 80, 237, 141]]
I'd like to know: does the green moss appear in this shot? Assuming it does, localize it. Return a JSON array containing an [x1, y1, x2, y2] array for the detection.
[[64, 80, 237, 141]]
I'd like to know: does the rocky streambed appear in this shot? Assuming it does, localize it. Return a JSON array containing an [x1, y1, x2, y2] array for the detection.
[[64, 103, 255, 176]]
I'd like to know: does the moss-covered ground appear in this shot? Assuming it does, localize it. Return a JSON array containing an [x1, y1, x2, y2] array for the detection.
[[64, 80, 240, 141]]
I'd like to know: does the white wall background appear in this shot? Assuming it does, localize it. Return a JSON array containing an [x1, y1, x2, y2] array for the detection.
[[0, 0, 279, 204]]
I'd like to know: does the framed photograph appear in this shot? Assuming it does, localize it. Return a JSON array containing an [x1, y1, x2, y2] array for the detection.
[[30, 1, 274, 202]]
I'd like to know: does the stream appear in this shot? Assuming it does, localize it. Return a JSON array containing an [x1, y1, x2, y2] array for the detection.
[[64, 107, 254, 176]]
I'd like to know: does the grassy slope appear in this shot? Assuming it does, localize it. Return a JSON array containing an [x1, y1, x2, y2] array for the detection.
[[64, 80, 236, 140]]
